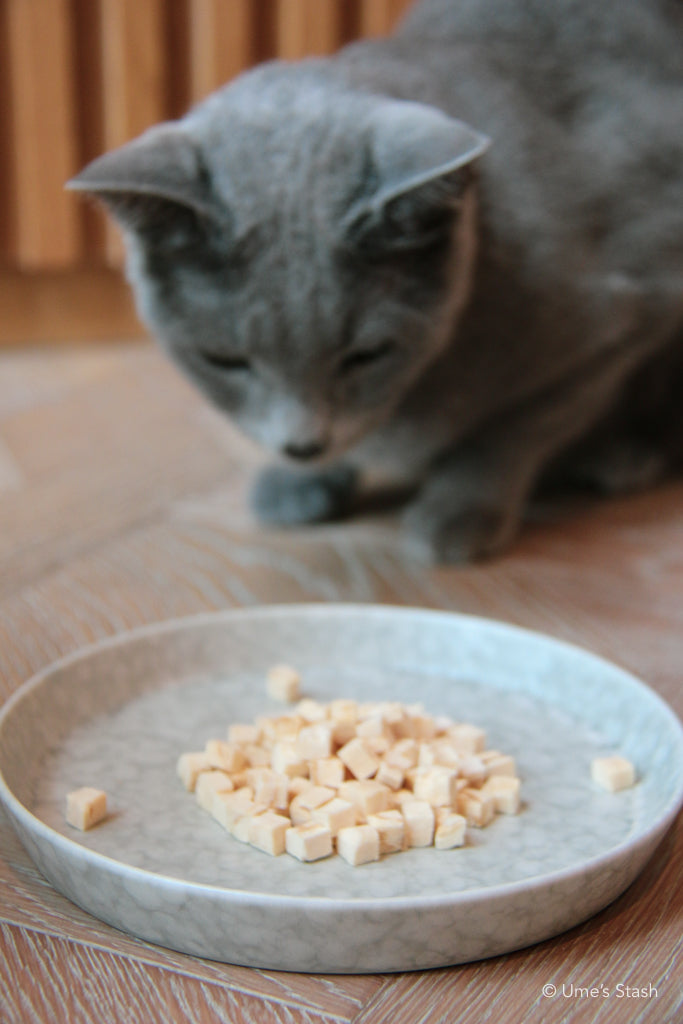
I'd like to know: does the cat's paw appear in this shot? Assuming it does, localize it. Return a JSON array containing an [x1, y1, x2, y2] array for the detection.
[[403, 501, 520, 565], [251, 464, 358, 526]]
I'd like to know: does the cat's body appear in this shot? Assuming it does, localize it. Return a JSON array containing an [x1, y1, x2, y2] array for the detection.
[[70, 0, 683, 561]]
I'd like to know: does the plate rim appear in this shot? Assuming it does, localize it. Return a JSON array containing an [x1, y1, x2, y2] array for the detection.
[[1, 602, 682, 913]]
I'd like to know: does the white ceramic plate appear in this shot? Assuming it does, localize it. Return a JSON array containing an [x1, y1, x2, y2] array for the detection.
[[1, 604, 682, 973]]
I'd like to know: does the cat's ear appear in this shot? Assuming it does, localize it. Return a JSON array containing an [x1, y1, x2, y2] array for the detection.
[[343, 101, 490, 253], [67, 124, 218, 246]]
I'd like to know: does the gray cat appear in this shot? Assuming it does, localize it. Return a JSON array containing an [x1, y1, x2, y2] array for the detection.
[[69, 0, 683, 562]]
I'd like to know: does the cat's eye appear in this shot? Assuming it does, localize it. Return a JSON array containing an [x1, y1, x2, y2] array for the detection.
[[339, 340, 397, 374], [201, 351, 252, 372]]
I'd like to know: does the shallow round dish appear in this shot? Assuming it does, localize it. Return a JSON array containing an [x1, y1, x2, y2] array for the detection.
[[1, 604, 682, 973]]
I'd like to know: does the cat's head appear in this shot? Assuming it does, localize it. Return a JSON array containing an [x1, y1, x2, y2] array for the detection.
[[69, 62, 488, 464]]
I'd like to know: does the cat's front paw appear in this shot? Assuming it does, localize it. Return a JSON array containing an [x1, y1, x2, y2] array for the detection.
[[403, 501, 520, 565], [251, 463, 358, 526]]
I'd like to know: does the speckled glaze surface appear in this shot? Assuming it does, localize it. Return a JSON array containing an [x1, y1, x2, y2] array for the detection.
[[1, 604, 682, 973]]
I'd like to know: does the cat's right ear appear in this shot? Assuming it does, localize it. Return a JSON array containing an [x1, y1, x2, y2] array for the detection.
[[342, 101, 490, 254], [67, 124, 219, 247]]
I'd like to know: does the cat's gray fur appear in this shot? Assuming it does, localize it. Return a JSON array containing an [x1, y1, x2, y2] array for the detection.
[[69, 0, 683, 562]]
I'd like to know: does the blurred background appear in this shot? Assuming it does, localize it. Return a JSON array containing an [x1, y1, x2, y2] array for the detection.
[[0, 0, 412, 347]]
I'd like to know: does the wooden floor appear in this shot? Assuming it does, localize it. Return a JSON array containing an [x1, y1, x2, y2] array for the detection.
[[0, 339, 681, 1023]]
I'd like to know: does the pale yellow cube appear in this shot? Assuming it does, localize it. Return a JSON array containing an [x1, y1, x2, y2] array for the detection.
[[481, 775, 521, 814], [285, 823, 334, 862], [211, 787, 256, 830], [195, 770, 234, 812], [65, 787, 107, 831], [457, 755, 488, 786], [295, 723, 333, 760], [402, 800, 435, 847], [205, 739, 247, 773], [447, 723, 486, 754], [375, 761, 404, 791], [248, 811, 290, 856], [431, 741, 461, 769], [227, 723, 261, 745], [591, 755, 636, 792], [337, 824, 380, 866], [434, 812, 467, 850], [296, 785, 337, 811], [338, 780, 391, 817], [289, 794, 313, 826], [329, 699, 358, 721], [288, 776, 314, 798], [412, 767, 460, 807], [337, 737, 379, 780], [384, 738, 419, 772], [270, 741, 308, 778], [457, 787, 496, 827], [367, 810, 405, 854], [242, 744, 271, 767], [309, 756, 346, 788], [266, 664, 301, 702], [245, 768, 289, 810], [176, 751, 212, 792], [480, 750, 517, 777], [295, 698, 328, 723], [311, 797, 357, 835]]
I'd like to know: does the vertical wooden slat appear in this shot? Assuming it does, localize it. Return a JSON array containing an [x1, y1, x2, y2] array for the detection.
[[4, 0, 81, 269], [275, 0, 345, 60], [359, 0, 413, 37], [0, 4, 13, 265], [187, 0, 256, 103], [98, 0, 167, 265]]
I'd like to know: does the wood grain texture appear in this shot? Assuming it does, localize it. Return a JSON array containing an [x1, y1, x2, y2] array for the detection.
[[358, 0, 413, 37], [274, 0, 345, 59], [187, 0, 256, 102], [0, 341, 681, 1023], [98, 0, 167, 265], [4, 0, 81, 268]]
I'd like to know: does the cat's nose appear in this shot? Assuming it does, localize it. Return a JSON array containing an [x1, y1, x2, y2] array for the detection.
[[283, 440, 326, 461]]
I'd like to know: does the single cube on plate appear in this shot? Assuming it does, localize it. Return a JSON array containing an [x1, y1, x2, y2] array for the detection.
[[591, 755, 636, 792], [65, 787, 107, 831]]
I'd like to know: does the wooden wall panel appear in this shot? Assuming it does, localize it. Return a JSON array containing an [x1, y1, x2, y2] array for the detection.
[[0, 0, 413, 341], [3, 0, 81, 269], [274, 0, 345, 60], [359, 0, 413, 37], [187, 0, 257, 104], [97, 0, 168, 264]]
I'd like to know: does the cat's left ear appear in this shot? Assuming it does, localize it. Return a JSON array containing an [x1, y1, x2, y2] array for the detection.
[[67, 124, 218, 246], [343, 101, 490, 252]]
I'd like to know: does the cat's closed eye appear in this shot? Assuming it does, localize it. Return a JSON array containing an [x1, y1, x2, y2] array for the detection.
[[200, 351, 252, 372], [339, 340, 397, 375]]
